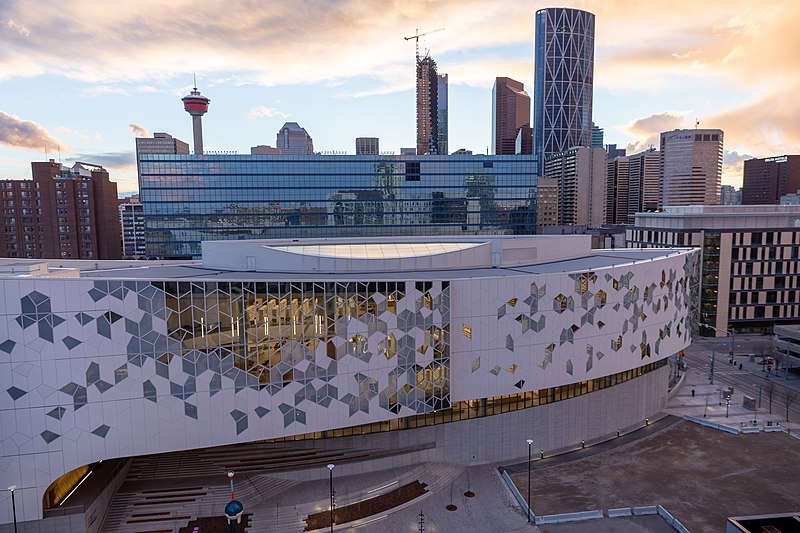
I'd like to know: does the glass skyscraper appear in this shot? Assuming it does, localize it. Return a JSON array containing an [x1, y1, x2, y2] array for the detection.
[[139, 154, 538, 258], [533, 7, 595, 164]]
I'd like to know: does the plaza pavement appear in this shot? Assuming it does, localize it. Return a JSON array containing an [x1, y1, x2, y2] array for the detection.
[[235, 341, 800, 532]]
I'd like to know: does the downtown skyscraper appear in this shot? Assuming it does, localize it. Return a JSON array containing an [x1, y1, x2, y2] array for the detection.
[[533, 8, 596, 164], [660, 129, 723, 206], [416, 55, 440, 155], [492, 77, 531, 155]]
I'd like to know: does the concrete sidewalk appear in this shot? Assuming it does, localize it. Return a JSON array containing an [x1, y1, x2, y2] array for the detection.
[[666, 361, 800, 437]]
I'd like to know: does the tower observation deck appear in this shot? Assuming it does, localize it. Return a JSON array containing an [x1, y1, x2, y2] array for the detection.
[[181, 85, 210, 154]]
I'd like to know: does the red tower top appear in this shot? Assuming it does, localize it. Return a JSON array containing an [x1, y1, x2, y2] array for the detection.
[[182, 86, 210, 116]]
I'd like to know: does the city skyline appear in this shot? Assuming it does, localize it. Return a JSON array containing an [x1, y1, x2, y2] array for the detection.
[[1, 0, 798, 192]]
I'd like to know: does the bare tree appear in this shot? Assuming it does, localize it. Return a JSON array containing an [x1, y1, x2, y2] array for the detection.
[[783, 389, 798, 422], [765, 381, 776, 414], [773, 352, 785, 372]]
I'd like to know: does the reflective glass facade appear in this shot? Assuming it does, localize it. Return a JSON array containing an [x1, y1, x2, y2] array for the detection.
[[139, 154, 538, 258]]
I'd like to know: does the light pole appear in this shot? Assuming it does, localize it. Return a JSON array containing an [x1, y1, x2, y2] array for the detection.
[[710, 347, 715, 385], [327, 464, 335, 533], [7, 485, 17, 533], [526, 439, 533, 523]]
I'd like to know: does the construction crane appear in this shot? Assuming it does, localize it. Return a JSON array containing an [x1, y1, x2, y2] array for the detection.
[[404, 28, 444, 61]]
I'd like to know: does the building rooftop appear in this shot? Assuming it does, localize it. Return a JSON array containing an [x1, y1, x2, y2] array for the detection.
[[0, 236, 691, 281]]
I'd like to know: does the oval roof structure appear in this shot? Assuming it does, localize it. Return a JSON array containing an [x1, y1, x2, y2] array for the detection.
[[269, 242, 482, 259]]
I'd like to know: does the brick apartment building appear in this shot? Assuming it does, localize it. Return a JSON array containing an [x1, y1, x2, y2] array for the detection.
[[0, 160, 121, 259]]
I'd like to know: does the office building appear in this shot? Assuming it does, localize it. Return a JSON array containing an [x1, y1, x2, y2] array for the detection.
[[119, 195, 145, 259], [135, 132, 190, 178], [138, 153, 538, 258], [134, 132, 189, 156], [492, 77, 531, 155], [660, 128, 723, 206], [251, 145, 281, 155], [721, 184, 741, 205], [742, 155, 800, 205], [0, 235, 695, 529], [515, 125, 533, 155], [0, 161, 121, 260], [416, 56, 440, 155], [535, 177, 559, 228], [591, 123, 603, 148], [606, 148, 660, 225], [437, 74, 449, 156], [276, 122, 314, 155], [628, 205, 800, 334], [544, 147, 606, 227], [355, 137, 380, 155], [628, 148, 661, 216], [606, 156, 629, 225], [605, 144, 626, 160], [533, 7, 595, 162]]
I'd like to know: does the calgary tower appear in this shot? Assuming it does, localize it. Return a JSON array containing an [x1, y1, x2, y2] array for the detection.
[[181, 77, 210, 154]]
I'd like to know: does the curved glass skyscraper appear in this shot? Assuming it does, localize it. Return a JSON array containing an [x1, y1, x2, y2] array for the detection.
[[533, 7, 595, 164]]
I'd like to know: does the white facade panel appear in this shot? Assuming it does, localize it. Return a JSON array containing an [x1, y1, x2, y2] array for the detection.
[[0, 239, 697, 525]]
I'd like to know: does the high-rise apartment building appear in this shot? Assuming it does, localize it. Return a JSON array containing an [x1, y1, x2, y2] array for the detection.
[[660, 128, 723, 206], [277, 122, 314, 155], [356, 137, 380, 155], [533, 7, 595, 162], [416, 56, 440, 155], [492, 77, 531, 155], [605, 148, 660, 224], [119, 195, 145, 258], [535, 177, 559, 228], [544, 146, 606, 227], [0, 161, 121, 259], [742, 155, 800, 205], [437, 74, 449, 155]]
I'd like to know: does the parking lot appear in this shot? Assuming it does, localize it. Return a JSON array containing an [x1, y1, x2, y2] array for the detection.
[[512, 421, 800, 532]]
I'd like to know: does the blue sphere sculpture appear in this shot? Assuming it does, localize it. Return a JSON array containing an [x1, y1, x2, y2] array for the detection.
[[225, 499, 244, 518]]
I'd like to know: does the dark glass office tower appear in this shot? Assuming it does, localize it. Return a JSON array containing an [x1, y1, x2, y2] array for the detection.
[[138, 153, 538, 258], [533, 8, 595, 164]]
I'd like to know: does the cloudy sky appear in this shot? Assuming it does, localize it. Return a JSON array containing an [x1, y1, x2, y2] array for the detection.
[[1, 0, 798, 193]]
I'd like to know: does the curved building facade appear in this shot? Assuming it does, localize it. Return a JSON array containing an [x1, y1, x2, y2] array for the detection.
[[0, 236, 697, 525]]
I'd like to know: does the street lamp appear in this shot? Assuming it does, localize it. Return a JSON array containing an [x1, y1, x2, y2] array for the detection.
[[526, 439, 533, 523], [7, 485, 17, 533], [327, 464, 335, 533], [701, 323, 735, 363]]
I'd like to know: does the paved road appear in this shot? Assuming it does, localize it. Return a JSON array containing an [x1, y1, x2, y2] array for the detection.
[[684, 335, 800, 423]]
